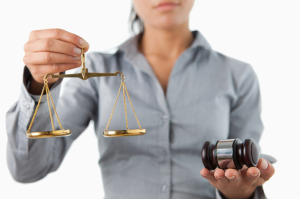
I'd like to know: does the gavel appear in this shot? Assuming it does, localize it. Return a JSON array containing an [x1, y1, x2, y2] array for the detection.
[[201, 138, 260, 170]]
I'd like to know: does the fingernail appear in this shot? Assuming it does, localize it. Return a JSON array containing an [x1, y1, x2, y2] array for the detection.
[[261, 159, 268, 170], [200, 169, 208, 177], [251, 171, 259, 177], [227, 175, 235, 180], [74, 56, 81, 60], [79, 38, 88, 48], [74, 48, 82, 55]]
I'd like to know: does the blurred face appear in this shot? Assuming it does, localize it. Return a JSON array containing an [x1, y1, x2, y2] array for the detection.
[[133, 0, 195, 30]]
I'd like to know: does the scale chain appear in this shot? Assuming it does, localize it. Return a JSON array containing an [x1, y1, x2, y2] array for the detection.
[[105, 81, 123, 130], [124, 83, 142, 130], [46, 82, 64, 130], [45, 83, 55, 131], [122, 82, 128, 130], [27, 84, 46, 133], [105, 80, 142, 131]]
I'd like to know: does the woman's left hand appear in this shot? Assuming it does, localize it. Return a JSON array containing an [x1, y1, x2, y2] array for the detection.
[[200, 158, 275, 199]]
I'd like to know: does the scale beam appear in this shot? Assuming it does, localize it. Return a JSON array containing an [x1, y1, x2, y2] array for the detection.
[[45, 70, 124, 81], [26, 49, 146, 139]]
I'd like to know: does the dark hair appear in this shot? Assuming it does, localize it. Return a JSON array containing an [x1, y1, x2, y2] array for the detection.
[[129, 7, 144, 34]]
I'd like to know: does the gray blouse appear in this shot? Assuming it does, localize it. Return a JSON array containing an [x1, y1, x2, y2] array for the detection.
[[6, 31, 264, 199]]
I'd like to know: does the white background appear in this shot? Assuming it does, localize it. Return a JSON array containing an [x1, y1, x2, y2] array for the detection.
[[0, 0, 299, 198]]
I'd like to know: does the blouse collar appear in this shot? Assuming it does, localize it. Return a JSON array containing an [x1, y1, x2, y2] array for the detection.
[[116, 30, 212, 76]]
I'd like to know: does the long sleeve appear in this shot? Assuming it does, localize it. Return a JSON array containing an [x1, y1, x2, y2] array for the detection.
[[216, 64, 266, 199], [229, 64, 263, 142], [6, 63, 98, 183]]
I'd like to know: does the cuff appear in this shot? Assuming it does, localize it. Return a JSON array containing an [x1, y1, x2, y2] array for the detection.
[[216, 186, 266, 199], [21, 66, 63, 117]]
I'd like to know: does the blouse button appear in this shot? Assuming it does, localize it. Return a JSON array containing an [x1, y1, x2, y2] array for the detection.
[[161, 184, 168, 192], [162, 115, 168, 121], [24, 104, 30, 109]]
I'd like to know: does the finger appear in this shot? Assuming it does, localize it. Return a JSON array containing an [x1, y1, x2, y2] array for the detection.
[[214, 168, 228, 183], [24, 39, 83, 57], [29, 63, 82, 82], [39, 63, 82, 73], [246, 167, 261, 183], [200, 168, 217, 183], [257, 158, 275, 181], [225, 169, 240, 182], [24, 52, 81, 65], [29, 29, 89, 50], [200, 168, 217, 185]]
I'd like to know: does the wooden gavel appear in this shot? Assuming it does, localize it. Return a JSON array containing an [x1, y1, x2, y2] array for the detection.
[[201, 138, 260, 170]]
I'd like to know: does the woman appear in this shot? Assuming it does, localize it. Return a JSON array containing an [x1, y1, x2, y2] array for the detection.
[[7, 0, 274, 198]]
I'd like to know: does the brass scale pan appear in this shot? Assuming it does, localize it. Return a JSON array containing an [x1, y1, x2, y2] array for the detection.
[[26, 50, 146, 138]]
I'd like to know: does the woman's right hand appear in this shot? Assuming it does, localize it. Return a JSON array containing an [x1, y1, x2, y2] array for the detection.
[[23, 28, 89, 94]]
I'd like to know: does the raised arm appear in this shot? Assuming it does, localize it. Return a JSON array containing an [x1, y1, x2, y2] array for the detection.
[[6, 29, 97, 183]]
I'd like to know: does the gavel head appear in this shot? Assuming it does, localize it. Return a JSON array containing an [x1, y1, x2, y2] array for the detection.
[[201, 138, 260, 170]]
